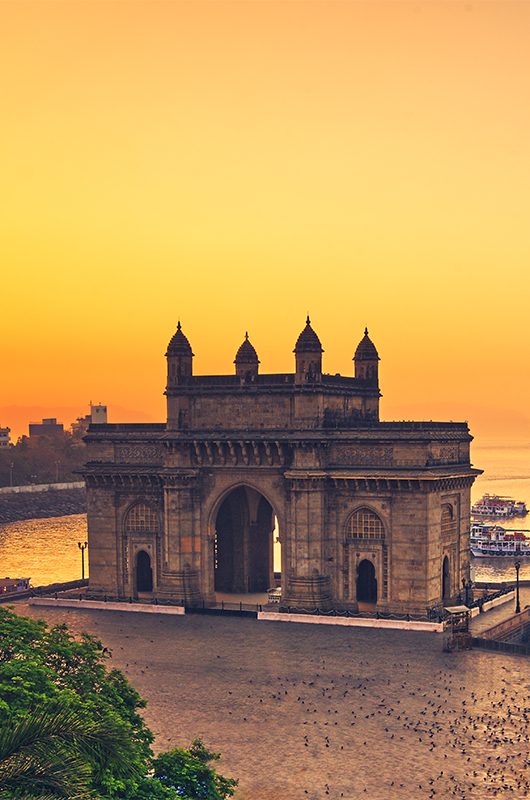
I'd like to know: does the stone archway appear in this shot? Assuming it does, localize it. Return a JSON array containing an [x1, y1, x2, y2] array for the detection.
[[136, 550, 153, 593], [357, 559, 377, 604], [214, 486, 276, 594], [442, 556, 451, 603]]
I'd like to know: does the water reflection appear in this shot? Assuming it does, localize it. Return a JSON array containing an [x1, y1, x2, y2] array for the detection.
[[0, 515, 88, 587]]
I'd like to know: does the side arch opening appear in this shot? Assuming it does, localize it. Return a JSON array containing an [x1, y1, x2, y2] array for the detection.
[[136, 550, 153, 593], [442, 555, 451, 603], [357, 559, 377, 604]]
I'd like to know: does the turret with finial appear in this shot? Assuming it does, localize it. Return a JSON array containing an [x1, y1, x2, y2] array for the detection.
[[234, 332, 260, 380], [353, 326, 379, 384], [166, 320, 194, 387], [293, 315, 324, 384]]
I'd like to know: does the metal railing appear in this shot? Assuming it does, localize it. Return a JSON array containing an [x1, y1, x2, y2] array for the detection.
[[31, 590, 457, 623], [280, 606, 446, 623]]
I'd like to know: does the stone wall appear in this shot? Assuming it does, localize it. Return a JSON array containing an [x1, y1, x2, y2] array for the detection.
[[0, 486, 86, 523]]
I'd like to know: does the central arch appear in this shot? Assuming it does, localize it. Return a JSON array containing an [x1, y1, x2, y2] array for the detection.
[[357, 559, 377, 603], [214, 485, 277, 594]]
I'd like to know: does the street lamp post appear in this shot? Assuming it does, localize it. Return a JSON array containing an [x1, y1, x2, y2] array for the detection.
[[514, 546, 521, 614], [78, 541, 88, 581], [462, 577, 472, 607], [9, 462, 14, 487]]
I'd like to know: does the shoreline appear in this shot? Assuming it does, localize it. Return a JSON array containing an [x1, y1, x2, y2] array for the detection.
[[0, 484, 86, 524]]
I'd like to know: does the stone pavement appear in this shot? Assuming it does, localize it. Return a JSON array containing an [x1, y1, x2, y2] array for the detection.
[[13, 599, 530, 800]]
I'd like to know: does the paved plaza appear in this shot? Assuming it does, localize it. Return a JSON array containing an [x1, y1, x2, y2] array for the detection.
[[15, 592, 530, 800]]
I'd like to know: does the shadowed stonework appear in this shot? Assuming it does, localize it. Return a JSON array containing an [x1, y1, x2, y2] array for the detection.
[[83, 321, 480, 614]]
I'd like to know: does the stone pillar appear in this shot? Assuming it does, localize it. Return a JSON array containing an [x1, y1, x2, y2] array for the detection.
[[389, 490, 430, 614], [282, 474, 331, 609], [159, 473, 203, 605], [458, 482, 472, 588], [86, 484, 119, 595], [249, 496, 274, 591]]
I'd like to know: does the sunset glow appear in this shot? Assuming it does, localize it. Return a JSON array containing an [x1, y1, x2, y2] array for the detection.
[[2, 1, 530, 441]]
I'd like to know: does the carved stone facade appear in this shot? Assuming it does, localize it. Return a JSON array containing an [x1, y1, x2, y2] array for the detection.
[[84, 321, 480, 614]]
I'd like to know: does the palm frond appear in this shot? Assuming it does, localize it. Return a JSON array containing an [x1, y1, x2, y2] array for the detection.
[[0, 793, 74, 800], [0, 704, 138, 799]]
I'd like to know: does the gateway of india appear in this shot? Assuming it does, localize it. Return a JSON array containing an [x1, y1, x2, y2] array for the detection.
[[84, 319, 480, 613]]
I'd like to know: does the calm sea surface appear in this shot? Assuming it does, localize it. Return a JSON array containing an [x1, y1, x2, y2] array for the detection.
[[1, 444, 530, 587]]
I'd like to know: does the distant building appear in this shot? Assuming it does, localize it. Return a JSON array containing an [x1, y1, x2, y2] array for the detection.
[[29, 418, 64, 438], [72, 403, 108, 437], [0, 427, 10, 447]]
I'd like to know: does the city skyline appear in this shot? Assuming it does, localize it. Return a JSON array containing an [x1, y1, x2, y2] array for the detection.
[[2, 1, 530, 443]]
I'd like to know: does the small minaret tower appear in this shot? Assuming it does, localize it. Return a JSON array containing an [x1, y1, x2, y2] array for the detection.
[[166, 322, 194, 430], [353, 327, 379, 385], [234, 332, 259, 381], [166, 321, 194, 387], [294, 316, 323, 384]]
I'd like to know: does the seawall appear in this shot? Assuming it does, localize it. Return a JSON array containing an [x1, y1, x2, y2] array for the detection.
[[0, 482, 86, 523]]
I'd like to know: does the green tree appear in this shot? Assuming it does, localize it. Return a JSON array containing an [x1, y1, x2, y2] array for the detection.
[[0, 431, 87, 487], [149, 740, 237, 800], [0, 608, 236, 800]]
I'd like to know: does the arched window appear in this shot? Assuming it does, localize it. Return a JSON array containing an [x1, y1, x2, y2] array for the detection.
[[345, 508, 386, 602], [441, 504, 455, 539], [349, 508, 384, 540], [125, 503, 158, 534]]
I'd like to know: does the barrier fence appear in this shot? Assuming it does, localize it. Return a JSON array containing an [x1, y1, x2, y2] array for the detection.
[[20, 582, 517, 625], [38, 591, 448, 623]]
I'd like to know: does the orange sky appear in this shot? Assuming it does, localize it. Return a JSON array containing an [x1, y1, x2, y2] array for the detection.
[[2, 1, 530, 442]]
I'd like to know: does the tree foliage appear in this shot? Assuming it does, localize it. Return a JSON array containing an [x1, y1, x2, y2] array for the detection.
[[0, 431, 87, 487], [0, 608, 237, 800], [0, 705, 138, 800]]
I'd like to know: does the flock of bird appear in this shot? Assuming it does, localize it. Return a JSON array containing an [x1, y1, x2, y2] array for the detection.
[[213, 657, 530, 799]]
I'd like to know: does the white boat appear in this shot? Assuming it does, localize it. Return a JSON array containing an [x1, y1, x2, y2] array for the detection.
[[470, 523, 530, 557], [0, 577, 31, 595], [471, 494, 528, 517]]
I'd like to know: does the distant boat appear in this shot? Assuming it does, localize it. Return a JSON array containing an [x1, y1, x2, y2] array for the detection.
[[0, 577, 31, 595], [471, 494, 528, 518], [470, 523, 530, 557]]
